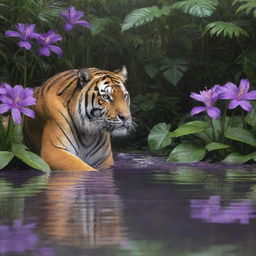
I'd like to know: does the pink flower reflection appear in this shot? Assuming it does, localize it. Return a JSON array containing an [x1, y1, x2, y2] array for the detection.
[[190, 196, 256, 224]]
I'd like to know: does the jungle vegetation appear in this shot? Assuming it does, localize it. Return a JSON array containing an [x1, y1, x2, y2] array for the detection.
[[1, 0, 256, 151]]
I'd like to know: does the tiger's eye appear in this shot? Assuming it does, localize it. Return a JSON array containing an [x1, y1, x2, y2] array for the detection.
[[102, 95, 111, 101], [124, 93, 129, 100]]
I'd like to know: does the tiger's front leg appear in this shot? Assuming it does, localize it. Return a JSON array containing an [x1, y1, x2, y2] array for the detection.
[[40, 121, 96, 171]]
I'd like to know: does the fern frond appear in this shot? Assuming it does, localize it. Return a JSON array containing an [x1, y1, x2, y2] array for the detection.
[[204, 21, 249, 38], [233, 0, 256, 17], [171, 0, 219, 18], [121, 5, 172, 32]]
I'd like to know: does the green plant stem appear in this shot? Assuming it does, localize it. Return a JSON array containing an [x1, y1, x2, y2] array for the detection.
[[24, 49, 27, 87], [209, 117, 216, 142], [241, 109, 247, 130], [220, 103, 228, 142], [6, 116, 14, 150]]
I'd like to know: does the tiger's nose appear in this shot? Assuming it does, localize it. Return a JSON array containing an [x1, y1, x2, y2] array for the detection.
[[118, 114, 130, 122]]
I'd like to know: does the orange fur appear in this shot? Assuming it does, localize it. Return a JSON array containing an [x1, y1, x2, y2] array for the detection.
[[23, 67, 132, 171]]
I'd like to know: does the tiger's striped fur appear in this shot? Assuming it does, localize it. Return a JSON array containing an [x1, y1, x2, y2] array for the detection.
[[23, 66, 133, 171]]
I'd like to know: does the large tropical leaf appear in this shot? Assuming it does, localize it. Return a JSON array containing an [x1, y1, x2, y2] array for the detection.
[[171, 0, 219, 17], [171, 121, 209, 137], [160, 58, 189, 86], [234, 0, 256, 18], [148, 123, 171, 150], [168, 143, 206, 163], [204, 21, 249, 38], [121, 5, 172, 32], [224, 127, 256, 147]]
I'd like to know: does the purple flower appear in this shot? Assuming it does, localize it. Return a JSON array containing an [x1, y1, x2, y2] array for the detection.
[[190, 85, 221, 119], [0, 83, 36, 124], [60, 6, 90, 31], [219, 79, 256, 112], [190, 196, 256, 224], [5, 23, 39, 50], [37, 30, 63, 58], [0, 220, 38, 253]]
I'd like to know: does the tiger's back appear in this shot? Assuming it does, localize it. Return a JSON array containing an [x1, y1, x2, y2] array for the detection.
[[23, 67, 133, 171]]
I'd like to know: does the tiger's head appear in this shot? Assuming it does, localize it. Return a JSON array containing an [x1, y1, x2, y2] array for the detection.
[[75, 66, 134, 137]]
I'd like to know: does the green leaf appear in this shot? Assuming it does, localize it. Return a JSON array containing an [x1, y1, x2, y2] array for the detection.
[[205, 142, 230, 151], [14, 149, 50, 173], [0, 151, 14, 169], [224, 127, 256, 147], [204, 21, 249, 38], [168, 143, 206, 163], [234, 0, 256, 18], [222, 152, 256, 163], [90, 17, 114, 36], [148, 123, 171, 150], [160, 58, 188, 86], [245, 108, 256, 127], [121, 5, 173, 32], [144, 62, 159, 79], [172, 121, 209, 137], [171, 0, 218, 17]]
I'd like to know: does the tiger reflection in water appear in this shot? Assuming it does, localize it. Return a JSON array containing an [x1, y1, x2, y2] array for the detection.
[[41, 171, 125, 247]]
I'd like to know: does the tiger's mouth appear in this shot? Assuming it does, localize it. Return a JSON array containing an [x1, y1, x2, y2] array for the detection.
[[89, 118, 135, 136]]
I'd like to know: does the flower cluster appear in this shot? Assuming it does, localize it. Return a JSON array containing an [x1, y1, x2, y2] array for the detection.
[[4, 6, 90, 58], [190, 196, 256, 224], [0, 83, 36, 124], [190, 79, 256, 119]]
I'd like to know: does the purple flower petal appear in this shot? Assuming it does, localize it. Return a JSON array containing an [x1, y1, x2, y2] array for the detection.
[[38, 46, 51, 56], [64, 23, 73, 31], [239, 79, 250, 94], [11, 108, 21, 124], [190, 92, 204, 102], [228, 100, 240, 109], [239, 100, 253, 112], [0, 103, 11, 114], [18, 41, 32, 50], [49, 45, 62, 58], [244, 90, 256, 100], [207, 107, 220, 119], [20, 107, 35, 118], [61, 6, 90, 31], [5, 30, 21, 38], [190, 106, 206, 116], [16, 23, 26, 34], [76, 20, 91, 28], [0, 95, 13, 105], [19, 97, 36, 107]]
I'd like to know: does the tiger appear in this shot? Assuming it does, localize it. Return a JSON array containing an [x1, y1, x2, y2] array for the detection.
[[23, 66, 133, 171]]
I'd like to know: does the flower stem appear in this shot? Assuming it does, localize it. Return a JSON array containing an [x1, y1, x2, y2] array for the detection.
[[241, 109, 247, 130], [24, 49, 27, 87], [209, 117, 217, 142], [220, 103, 228, 142]]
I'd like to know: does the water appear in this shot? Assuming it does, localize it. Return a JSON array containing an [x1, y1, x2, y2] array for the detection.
[[1, 154, 256, 256]]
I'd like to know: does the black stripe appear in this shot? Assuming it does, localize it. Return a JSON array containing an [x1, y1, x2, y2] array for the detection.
[[66, 87, 85, 146], [58, 110, 80, 148], [50, 138, 68, 152], [40, 70, 76, 97], [94, 149, 111, 167], [88, 134, 108, 158], [84, 92, 92, 120], [56, 122, 78, 155], [57, 77, 78, 96]]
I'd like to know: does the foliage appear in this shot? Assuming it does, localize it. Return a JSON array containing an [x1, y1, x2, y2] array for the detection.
[[1, 0, 256, 153], [148, 80, 256, 163]]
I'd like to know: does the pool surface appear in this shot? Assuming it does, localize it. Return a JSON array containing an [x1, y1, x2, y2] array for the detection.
[[1, 154, 256, 256]]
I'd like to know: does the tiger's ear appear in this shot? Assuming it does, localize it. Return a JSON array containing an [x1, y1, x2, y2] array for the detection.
[[114, 66, 127, 81], [78, 69, 90, 86]]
